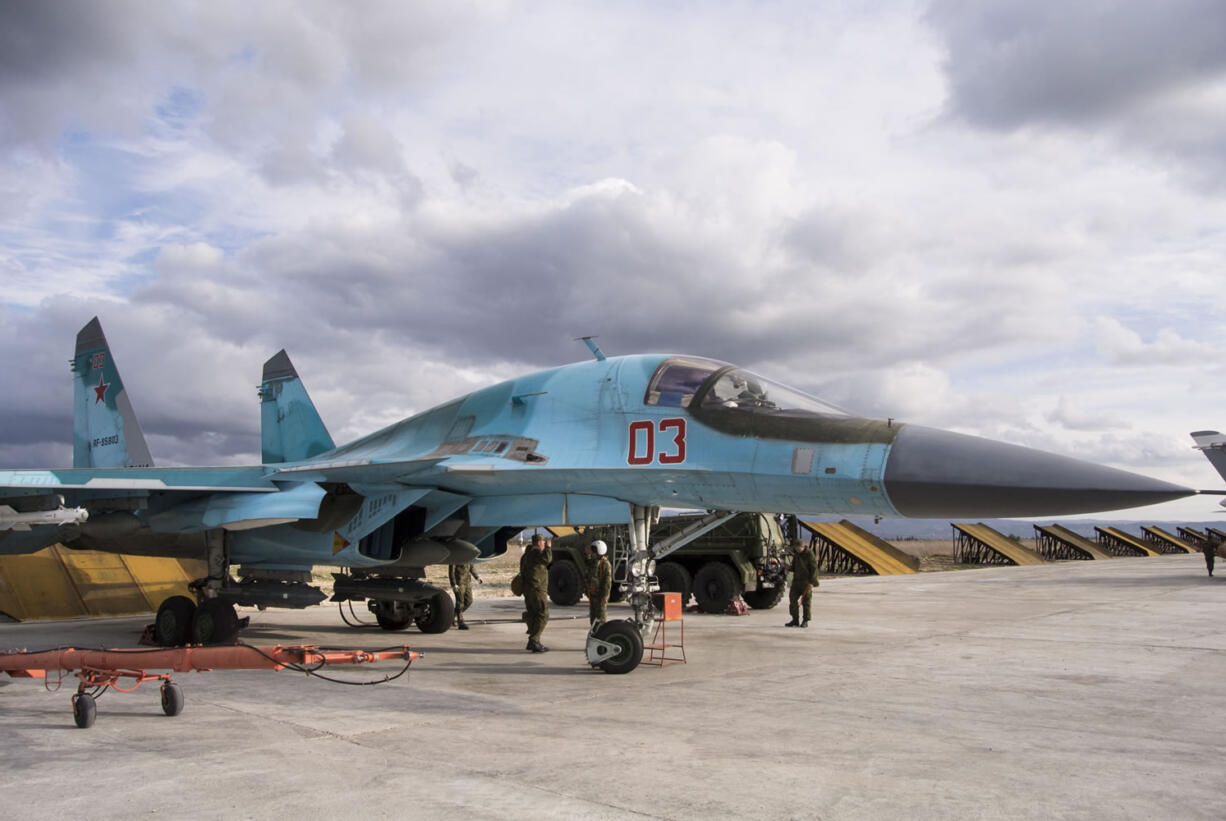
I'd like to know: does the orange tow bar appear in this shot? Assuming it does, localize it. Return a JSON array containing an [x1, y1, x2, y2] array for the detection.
[[0, 644, 418, 728]]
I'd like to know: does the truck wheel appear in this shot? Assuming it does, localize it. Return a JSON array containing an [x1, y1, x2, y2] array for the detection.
[[375, 600, 413, 630], [414, 589, 455, 634], [594, 619, 644, 674], [654, 561, 691, 605], [548, 560, 583, 606], [693, 561, 743, 613], [742, 585, 786, 610]]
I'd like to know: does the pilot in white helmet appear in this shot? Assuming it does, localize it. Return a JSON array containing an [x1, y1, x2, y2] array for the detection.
[[587, 540, 612, 625]]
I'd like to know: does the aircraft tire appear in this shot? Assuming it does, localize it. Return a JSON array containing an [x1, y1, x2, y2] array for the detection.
[[161, 682, 184, 717], [191, 599, 239, 645], [654, 561, 691, 606], [153, 596, 197, 646], [548, 560, 583, 606], [73, 693, 97, 729], [414, 589, 455, 634], [742, 584, 786, 610], [374, 600, 413, 630], [595, 619, 644, 675], [692, 561, 743, 614]]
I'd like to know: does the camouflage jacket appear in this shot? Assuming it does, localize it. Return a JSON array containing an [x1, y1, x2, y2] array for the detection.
[[790, 548, 819, 588], [587, 556, 612, 600], [521, 544, 553, 595], [449, 564, 478, 592]]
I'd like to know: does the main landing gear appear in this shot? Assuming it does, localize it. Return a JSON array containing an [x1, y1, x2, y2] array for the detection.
[[153, 595, 245, 646], [152, 532, 248, 647]]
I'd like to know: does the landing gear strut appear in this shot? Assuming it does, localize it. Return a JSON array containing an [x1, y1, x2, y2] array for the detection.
[[584, 504, 737, 674], [585, 503, 656, 674], [152, 530, 246, 646]]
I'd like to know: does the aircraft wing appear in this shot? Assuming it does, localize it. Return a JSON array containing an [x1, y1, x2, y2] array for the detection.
[[267, 457, 446, 484], [0, 466, 278, 495]]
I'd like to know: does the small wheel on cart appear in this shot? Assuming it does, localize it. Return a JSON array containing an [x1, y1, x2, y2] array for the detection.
[[73, 693, 97, 729], [160, 682, 184, 717]]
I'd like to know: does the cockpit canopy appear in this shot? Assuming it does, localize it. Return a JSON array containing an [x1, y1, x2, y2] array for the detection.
[[645, 357, 847, 417]]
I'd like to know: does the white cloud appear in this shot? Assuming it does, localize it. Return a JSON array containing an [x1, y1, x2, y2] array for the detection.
[[1092, 316, 1217, 365], [1, 1, 1225, 520]]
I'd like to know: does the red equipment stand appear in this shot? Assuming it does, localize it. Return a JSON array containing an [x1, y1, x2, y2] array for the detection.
[[643, 592, 685, 666], [0, 644, 418, 728]]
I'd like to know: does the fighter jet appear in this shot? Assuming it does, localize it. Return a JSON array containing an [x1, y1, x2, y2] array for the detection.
[[0, 319, 1196, 673]]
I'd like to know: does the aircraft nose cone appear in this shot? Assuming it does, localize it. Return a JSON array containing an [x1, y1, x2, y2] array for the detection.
[[883, 424, 1194, 518]]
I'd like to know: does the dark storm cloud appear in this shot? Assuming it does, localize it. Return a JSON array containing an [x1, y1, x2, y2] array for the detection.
[[927, 0, 1226, 129], [236, 186, 786, 368], [0, 1, 127, 84], [0, 1, 161, 146]]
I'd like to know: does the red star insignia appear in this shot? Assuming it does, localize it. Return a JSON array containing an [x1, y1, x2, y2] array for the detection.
[[94, 373, 110, 404]]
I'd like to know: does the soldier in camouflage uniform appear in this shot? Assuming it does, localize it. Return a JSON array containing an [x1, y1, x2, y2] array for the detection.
[[785, 538, 819, 628], [522, 533, 552, 652], [448, 563, 480, 630], [586, 539, 612, 627]]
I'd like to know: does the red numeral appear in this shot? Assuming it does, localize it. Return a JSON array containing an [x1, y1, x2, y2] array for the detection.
[[658, 418, 686, 464], [628, 420, 654, 465], [627, 418, 687, 465]]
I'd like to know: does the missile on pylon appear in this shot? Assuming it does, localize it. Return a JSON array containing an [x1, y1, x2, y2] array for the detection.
[[0, 505, 89, 532]]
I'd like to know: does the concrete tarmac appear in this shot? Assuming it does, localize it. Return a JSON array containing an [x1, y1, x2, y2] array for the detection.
[[2, 554, 1225, 820]]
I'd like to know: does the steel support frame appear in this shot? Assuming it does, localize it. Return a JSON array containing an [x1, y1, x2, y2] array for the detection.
[[815, 533, 874, 575], [1095, 532, 1147, 557], [1034, 531, 1092, 561], [951, 527, 1012, 566]]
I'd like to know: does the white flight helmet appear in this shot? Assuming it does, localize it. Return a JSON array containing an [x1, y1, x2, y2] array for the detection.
[[591, 540, 608, 556]]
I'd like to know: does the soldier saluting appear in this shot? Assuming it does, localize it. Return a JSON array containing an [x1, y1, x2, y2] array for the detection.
[[522, 533, 552, 652]]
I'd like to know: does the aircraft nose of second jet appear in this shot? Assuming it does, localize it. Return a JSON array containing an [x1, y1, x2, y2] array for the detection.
[[882, 423, 1194, 518]]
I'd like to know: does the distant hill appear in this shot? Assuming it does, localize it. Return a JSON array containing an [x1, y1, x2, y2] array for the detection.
[[801, 516, 1223, 542]]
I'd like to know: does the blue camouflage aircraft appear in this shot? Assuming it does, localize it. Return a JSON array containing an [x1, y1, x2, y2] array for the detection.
[[0, 319, 1197, 672]]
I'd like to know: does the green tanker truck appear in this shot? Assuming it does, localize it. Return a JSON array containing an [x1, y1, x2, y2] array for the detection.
[[547, 512, 791, 613]]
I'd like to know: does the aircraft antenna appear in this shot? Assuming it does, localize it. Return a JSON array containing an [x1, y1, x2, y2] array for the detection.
[[576, 336, 606, 361]]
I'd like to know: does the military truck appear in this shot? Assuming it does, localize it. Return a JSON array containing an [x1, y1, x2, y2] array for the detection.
[[547, 513, 791, 613]]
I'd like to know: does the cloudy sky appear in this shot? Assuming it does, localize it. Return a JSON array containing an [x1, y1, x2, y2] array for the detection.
[[3, 0, 1226, 520]]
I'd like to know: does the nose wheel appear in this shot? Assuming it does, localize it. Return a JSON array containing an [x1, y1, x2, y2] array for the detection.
[[585, 619, 645, 674]]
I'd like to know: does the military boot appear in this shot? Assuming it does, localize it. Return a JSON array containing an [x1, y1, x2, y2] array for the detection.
[[457, 618, 469, 630], [801, 619, 810, 628], [785, 618, 799, 627]]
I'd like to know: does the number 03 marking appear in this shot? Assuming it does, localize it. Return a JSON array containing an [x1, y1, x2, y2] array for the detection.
[[627, 418, 687, 465]]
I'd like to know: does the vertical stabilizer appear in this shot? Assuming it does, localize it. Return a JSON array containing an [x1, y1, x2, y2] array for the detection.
[[1192, 430, 1226, 483], [260, 350, 335, 464], [72, 317, 154, 468]]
